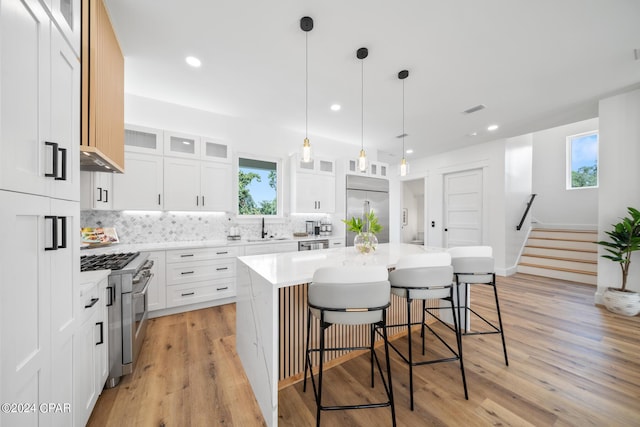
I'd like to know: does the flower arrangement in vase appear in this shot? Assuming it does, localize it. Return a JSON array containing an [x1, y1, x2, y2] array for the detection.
[[343, 210, 383, 254]]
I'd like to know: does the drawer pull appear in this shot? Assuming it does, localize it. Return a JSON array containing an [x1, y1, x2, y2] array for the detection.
[[181, 271, 195, 275], [181, 292, 195, 297], [85, 297, 99, 308], [216, 251, 228, 255], [216, 287, 229, 291], [216, 267, 228, 271], [180, 254, 194, 258]]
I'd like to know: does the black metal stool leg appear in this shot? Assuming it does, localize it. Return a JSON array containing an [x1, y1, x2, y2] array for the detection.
[[492, 274, 509, 366], [316, 323, 326, 427], [382, 313, 397, 427], [303, 307, 312, 392], [421, 299, 426, 355], [406, 296, 414, 411], [370, 323, 375, 387], [453, 283, 469, 399]]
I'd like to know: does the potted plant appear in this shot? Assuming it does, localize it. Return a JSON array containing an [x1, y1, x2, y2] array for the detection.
[[343, 210, 383, 254], [596, 206, 640, 316]]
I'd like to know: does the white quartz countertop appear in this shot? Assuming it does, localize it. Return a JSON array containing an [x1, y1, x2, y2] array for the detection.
[[237, 243, 443, 288], [80, 235, 344, 255]]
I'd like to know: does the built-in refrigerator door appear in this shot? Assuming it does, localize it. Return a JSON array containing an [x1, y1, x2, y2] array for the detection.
[[345, 189, 389, 246]]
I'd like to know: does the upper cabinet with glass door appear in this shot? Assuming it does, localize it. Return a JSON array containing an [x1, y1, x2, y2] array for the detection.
[[345, 159, 389, 179], [294, 155, 335, 175], [49, 0, 81, 55], [164, 131, 201, 159], [201, 137, 231, 163], [124, 124, 163, 155]]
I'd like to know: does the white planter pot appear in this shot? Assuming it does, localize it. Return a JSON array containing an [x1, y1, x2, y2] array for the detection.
[[603, 288, 640, 316]]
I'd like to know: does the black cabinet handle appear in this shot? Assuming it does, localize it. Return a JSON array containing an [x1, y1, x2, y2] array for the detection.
[[56, 147, 67, 181], [85, 297, 99, 308], [104, 189, 108, 203], [44, 215, 58, 251], [58, 216, 67, 249], [106, 286, 114, 307], [216, 251, 228, 255], [216, 287, 229, 291], [158, 194, 161, 205], [202, 196, 205, 206], [181, 271, 194, 275], [97, 187, 103, 201], [196, 196, 199, 206], [216, 267, 228, 271], [181, 292, 195, 297], [96, 321, 104, 345], [44, 141, 58, 178], [180, 254, 194, 258]]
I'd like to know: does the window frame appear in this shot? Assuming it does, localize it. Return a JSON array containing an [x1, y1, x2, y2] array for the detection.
[[235, 153, 283, 218], [566, 130, 599, 190]]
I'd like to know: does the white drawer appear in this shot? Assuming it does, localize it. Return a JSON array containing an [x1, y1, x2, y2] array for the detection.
[[166, 278, 236, 308], [166, 258, 235, 285], [166, 246, 239, 263], [79, 281, 101, 324]]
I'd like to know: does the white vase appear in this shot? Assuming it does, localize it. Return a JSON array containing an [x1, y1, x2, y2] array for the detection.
[[603, 288, 640, 316], [354, 232, 378, 254]]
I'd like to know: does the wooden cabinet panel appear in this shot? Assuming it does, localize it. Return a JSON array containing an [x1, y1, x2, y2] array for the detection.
[[81, 0, 124, 173]]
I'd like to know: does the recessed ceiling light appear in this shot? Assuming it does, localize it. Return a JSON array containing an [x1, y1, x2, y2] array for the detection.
[[487, 124, 499, 131], [185, 56, 201, 67], [406, 149, 414, 154], [182, 140, 191, 145], [330, 104, 341, 111], [469, 131, 478, 136]]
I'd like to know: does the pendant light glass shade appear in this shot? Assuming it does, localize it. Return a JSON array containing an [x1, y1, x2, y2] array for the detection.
[[398, 69, 409, 176], [357, 47, 368, 172], [300, 17, 313, 163]]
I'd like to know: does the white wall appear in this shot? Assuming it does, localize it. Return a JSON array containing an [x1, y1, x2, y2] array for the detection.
[[597, 88, 640, 301], [504, 135, 533, 274], [531, 118, 599, 229]]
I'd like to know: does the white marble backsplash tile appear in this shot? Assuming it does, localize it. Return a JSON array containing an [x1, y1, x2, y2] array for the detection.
[[80, 211, 338, 244]]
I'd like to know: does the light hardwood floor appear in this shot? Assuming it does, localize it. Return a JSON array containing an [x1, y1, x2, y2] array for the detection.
[[88, 274, 640, 426]]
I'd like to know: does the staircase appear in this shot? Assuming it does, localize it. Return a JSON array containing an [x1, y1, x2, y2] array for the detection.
[[517, 228, 597, 285]]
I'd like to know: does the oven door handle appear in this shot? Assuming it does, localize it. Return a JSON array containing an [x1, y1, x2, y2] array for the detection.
[[133, 274, 153, 297]]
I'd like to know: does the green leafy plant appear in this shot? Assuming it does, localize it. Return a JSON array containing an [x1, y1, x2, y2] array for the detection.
[[342, 210, 383, 234], [596, 207, 640, 291]]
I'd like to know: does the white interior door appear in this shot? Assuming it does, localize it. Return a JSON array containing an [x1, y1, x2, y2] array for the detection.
[[443, 169, 483, 248]]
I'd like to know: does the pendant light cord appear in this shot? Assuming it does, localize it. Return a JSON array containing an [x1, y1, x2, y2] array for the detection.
[[361, 58, 364, 150], [305, 31, 308, 139], [402, 78, 405, 155]]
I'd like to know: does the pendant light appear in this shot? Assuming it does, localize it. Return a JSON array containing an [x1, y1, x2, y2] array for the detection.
[[300, 17, 313, 163], [398, 69, 409, 176], [357, 47, 368, 172]]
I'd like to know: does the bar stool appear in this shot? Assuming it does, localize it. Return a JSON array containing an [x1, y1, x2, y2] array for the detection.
[[448, 246, 508, 366], [387, 252, 468, 410], [303, 266, 396, 427]]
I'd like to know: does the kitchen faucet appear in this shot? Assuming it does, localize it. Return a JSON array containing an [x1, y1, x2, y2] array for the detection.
[[261, 217, 268, 238]]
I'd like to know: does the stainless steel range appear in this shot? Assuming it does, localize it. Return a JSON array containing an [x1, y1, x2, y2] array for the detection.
[[81, 252, 153, 387]]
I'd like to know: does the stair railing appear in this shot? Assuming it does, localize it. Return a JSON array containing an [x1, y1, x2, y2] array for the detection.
[[516, 194, 537, 231]]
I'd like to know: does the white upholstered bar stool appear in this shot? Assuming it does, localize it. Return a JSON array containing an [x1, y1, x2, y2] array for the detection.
[[303, 266, 396, 427], [387, 252, 468, 411], [448, 246, 508, 366]]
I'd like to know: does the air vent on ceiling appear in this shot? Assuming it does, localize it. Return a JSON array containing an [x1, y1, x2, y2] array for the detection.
[[396, 133, 408, 138], [462, 104, 486, 114]]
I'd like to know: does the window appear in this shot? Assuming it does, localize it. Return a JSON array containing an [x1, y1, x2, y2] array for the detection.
[[567, 131, 598, 189], [238, 157, 279, 215]]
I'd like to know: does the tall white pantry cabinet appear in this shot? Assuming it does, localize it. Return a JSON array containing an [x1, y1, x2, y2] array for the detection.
[[1, 0, 81, 426]]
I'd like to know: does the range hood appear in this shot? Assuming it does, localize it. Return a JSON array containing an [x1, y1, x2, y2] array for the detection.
[[80, 147, 124, 173]]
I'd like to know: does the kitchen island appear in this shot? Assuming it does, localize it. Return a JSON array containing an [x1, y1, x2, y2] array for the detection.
[[236, 243, 441, 426]]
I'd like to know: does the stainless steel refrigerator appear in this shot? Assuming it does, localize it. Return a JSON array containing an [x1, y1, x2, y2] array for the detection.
[[345, 175, 389, 246]]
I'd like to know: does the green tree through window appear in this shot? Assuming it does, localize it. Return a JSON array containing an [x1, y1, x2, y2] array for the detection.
[[238, 158, 278, 215], [568, 132, 598, 189]]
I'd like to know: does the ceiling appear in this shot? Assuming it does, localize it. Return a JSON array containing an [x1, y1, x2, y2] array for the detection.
[[104, 0, 640, 160]]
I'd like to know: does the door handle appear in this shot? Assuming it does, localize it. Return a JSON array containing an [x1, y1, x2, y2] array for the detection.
[[444, 228, 448, 231], [106, 286, 114, 307], [181, 271, 195, 275], [103, 189, 108, 203], [57, 216, 67, 249], [56, 147, 67, 181], [97, 187, 103, 201], [96, 321, 104, 345], [44, 141, 59, 179], [44, 215, 58, 251]]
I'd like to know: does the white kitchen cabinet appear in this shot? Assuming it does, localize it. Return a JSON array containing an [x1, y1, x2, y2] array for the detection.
[[290, 154, 336, 214], [243, 241, 299, 255], [81, 170, 113, 210], [0, 1, 80, 423], [164, 130, 201, 159], [74, 275, 108, 427], [0, 1, 80, 202], [346, 159, 389, 179], [0, 191, 80, 427], [112, 152, 164, 210], [329, 237, 346, 248], [165, 247, 239, 308], [124, 124, 164, 155], [164, 157, 232, 211], [201, 136, 231, 163], [147, 251, 166, 312], [49, 0, 81, 56]]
